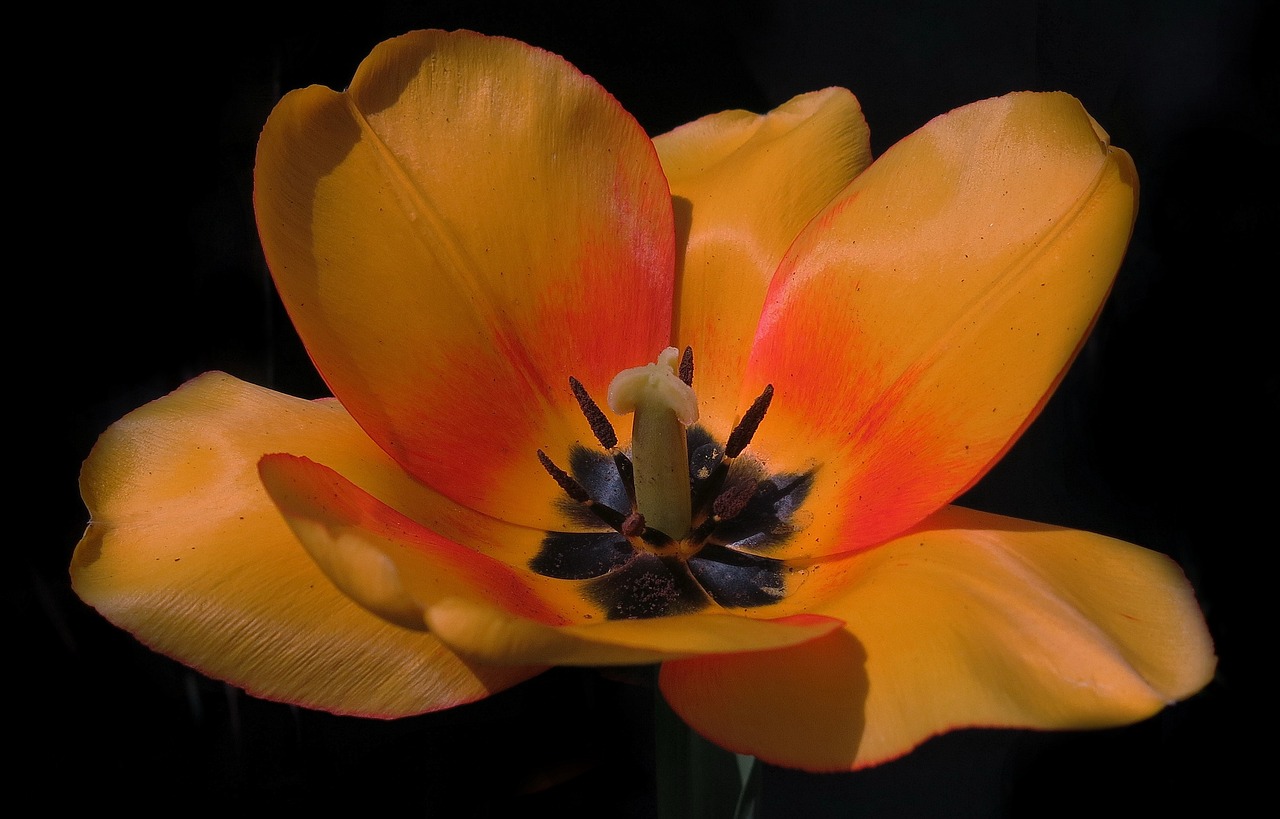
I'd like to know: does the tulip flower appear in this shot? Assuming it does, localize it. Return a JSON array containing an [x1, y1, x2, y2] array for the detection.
[[71, 28, 1214, 774]]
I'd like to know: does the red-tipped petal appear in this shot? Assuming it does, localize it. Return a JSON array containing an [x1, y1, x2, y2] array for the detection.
[[744, 92, 1138, 557], [254, 30, 674, 529]]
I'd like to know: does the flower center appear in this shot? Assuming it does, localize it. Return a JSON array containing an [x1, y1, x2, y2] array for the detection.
[[532, 347, 816, 620]]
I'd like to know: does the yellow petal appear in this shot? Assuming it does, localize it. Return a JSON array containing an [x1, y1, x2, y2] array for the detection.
[[254, 29, 675, 530], [427, 599, 843, 667], [660, 505, 1215, 771], [654, 88, 871, 432], [71, 372, 542, 716], [260, 452, 844, 666], [742, 92, 1139, 558], [258, 452, 569, 631]]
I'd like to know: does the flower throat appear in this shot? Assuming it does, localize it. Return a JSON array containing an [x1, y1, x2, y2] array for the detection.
[[532, 347, 815, 620]]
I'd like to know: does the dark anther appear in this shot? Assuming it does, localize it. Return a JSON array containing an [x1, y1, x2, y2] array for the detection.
[[679, 346, 694, 386], [538, 449, 628, 531], [538, 449, 590, 502], [568, 375, 636, 507], [689, 480, 758, 543], [712, 480, 756, 520], [725, 385, 774, 458], [690, 385, 774, 517], [569, 376, 617, 449], [621, 511, 647, 537]]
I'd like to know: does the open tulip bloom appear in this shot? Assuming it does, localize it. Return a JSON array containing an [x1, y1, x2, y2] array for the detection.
[[72, 29, 1214, 778]]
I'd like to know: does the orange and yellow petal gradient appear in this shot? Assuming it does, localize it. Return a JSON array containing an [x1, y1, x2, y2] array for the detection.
[[654, 88, 872, 432], [660, 506, 1214, 771], [254, 30, 674, 532], [71, 373, 542, 716], [742, 92, 1138, 558], [260, 452, 844, 666], [71, 27, 1215, 778]]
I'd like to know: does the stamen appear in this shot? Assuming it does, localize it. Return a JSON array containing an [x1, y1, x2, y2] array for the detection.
[[569, 376, 617, 449], [621, 511, 647, 537], [537, 449, 628, 531], [679, 346, 694, 387], [691, 385, 775, 517], [621, 507, 681, 551], [725, 384, 774, 458], [537, 449, 589, 502], [712, 481, 757, 519], [569, 376, 637, 507], [689, 480, 757, 543]]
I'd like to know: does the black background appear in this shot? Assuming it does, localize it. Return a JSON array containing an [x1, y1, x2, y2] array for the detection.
[[27, 1, 1272, 816]]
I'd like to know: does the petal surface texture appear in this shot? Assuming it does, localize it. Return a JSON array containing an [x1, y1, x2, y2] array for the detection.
[[254, 30, 675, 530], [654, 88, 871, 432], [71, 373, 542, 716], [660, 506, 1216, 772], [744, 92, 1139, 557], [259, 452, 844, 666]]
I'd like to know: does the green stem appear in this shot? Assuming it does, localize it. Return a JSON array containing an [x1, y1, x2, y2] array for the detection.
[[655, 689, 760, 819]]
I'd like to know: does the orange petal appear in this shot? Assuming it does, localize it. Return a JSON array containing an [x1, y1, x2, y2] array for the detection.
[[254, 30, 674, 530], [660, 505, 1215, 771], [260, 453, 844, 666], [427, 599, 843, 667], [654, 88, 871, 432], [743, 92, 1139, 557], [258, 452, 568, 631], [71, 372, 542, 717]]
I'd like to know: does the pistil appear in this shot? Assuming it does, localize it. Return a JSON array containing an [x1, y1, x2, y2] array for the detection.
[[607, 347, 699, 538]]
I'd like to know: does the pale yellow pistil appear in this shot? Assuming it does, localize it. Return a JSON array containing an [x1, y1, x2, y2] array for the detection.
[[607, 347, 699, 539]]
